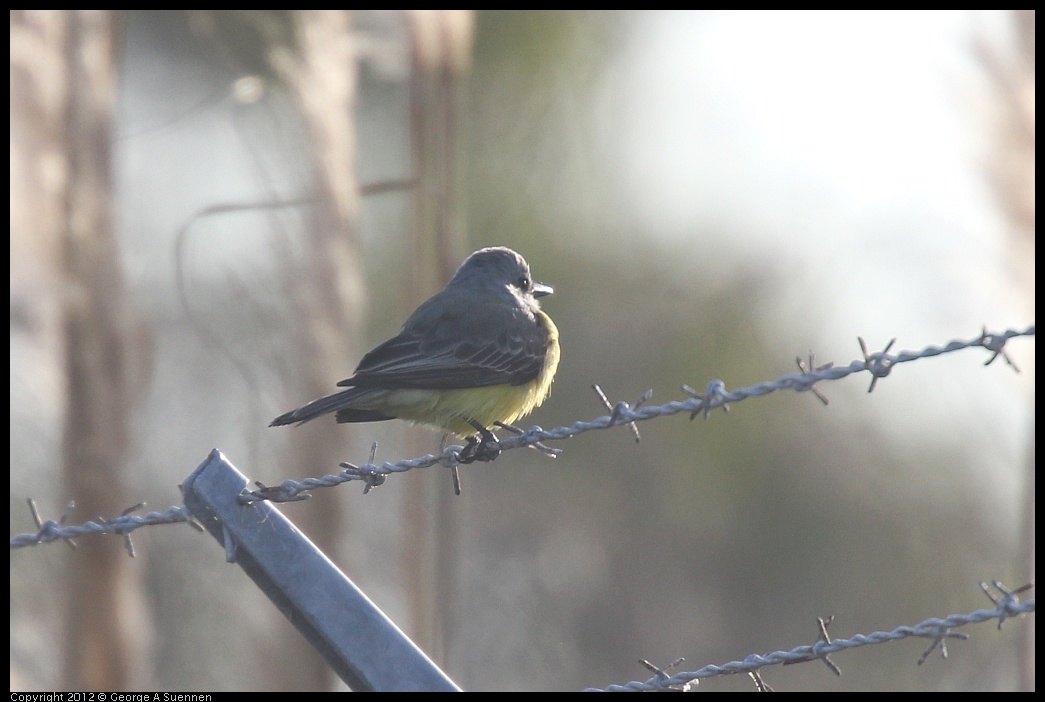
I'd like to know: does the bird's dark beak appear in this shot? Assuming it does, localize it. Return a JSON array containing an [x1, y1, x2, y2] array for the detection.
[[533, 282, 553, 298]]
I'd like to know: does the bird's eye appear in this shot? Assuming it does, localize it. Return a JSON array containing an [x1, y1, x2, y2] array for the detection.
[[516, 275, 530, 290]]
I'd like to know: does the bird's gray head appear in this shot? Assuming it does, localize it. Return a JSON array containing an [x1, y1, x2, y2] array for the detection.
[[449, 246, 553, 300]]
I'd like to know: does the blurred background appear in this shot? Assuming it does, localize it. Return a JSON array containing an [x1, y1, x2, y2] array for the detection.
[[10, 10, 1034, 692]]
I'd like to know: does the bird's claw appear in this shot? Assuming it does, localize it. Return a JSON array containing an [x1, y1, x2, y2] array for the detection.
[[459, 421, 501, 464]]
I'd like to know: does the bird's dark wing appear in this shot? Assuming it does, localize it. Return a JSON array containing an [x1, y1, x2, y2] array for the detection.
[[341, 303, 548, 390]]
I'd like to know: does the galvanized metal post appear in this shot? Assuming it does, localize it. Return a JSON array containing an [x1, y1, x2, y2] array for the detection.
[[182, 449, 461, 692]]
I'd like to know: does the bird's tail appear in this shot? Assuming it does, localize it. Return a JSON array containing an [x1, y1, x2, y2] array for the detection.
[[269, 387, 392, 427]]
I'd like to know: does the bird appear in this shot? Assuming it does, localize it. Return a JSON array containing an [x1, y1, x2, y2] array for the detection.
[[270, 246, 560, 452]]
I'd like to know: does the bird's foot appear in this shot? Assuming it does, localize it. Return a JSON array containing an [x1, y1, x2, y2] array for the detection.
[[459, 421, 501, 464]]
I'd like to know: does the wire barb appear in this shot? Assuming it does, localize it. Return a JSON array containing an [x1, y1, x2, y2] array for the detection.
[[339, 461, 387, 495], [640, 657, 693, 691], [494, 421, 560, 456], [349, 442, 388, 495], [682, 380, 731, 420], [979, 580, 1034, 629], [978, 325, 1021, 371], [749, 670, 774, 692], [784, 615, 841, 675], [113, 502, 147, 557], [859, 336, 897, 392], [815, 615, 842, 676], [592, 384, 649, 442], [27, 498, 77, 551], [795, 351, 832, 405], [915, 625, 967, 665]]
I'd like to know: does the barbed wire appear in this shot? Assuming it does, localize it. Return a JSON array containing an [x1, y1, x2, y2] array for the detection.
[[9, 324, 1034, 549], [9, 499, 200, 552], [585, 581, 1035, 691], [8, 326, 1037, 691], [247, 324, 1036, 499]]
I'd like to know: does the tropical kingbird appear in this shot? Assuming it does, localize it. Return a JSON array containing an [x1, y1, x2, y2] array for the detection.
[[270, 246, 560, 440]]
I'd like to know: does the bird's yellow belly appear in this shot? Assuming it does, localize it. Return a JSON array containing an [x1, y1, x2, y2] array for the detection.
[[391, 312, 559, 437]]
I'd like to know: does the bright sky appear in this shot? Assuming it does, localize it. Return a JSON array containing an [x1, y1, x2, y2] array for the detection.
[[598, 10, 1033, 518], [609, 11, 1015, 298]]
